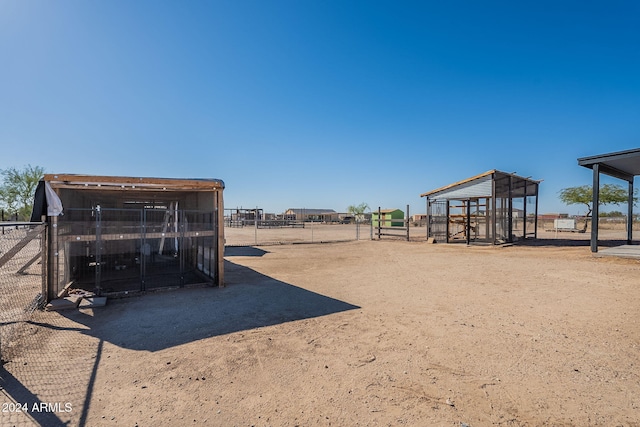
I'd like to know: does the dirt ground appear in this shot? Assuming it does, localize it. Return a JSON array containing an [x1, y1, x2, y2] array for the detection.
[[3, 233, 640, 426]]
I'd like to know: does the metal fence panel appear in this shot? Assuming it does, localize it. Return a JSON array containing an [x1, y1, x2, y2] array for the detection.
[[224, 221, 363, 246]]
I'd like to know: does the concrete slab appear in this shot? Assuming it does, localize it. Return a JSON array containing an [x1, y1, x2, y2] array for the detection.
[[79, 296, 107, 308], [596, 245, 640, 260], [68, 289, 96, 298], [45, 296, 82, 311]]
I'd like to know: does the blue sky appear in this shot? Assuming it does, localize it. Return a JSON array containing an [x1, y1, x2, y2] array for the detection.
[[1, 1, 639, 215]]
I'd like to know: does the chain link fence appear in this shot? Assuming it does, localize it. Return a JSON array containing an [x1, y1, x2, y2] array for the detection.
[[0, 224, 46, 363], [1, 223, 99, 426], [223, 221, 388, 246], [0, 223, 50, 426]]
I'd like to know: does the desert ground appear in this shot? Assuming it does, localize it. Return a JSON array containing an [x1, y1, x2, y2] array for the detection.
[[2, 230, 640, 426]]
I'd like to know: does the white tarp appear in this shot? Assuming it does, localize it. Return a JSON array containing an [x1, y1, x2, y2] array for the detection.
[[45, 181, 63, 216]]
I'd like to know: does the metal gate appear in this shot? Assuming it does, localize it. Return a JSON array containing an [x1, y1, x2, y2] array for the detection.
[[428, 200, 448, 242]]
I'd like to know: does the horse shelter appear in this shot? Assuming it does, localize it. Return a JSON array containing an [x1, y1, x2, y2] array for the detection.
[[31, 174, 225, 301], [421, 170, 541, 244]]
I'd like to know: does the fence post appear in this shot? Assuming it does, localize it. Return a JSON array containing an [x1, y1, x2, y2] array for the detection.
[[95, 205, 103, 296], [370, 217, 373, 240], [41, 215, 48, 302], [406, 204, 410, 241]]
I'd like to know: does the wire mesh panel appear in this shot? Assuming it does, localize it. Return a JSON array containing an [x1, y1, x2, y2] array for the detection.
[[224, 222, 361, 246], [428, 200, 448, 242], [511, 197, 525, 240], [96, 208, 143, 294], [494, 197, 510, 242], [56, 206, 218, 295], [58, 208, 144, 294], [181, 210, 217, 286], [0, 224, 45, 363], [58, 208, 97, 293], [142, 207, 181, 290]]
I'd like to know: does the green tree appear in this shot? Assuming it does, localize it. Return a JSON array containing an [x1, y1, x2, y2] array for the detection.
[[599, 210, 624, 217], [347, 202, 370, 223], [558, 184, 636, 231], [0, 165, 45, 221]]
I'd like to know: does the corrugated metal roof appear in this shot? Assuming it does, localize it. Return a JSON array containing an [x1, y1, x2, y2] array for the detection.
[[420, 170, 496, 198], [420, 170, 541, 199]]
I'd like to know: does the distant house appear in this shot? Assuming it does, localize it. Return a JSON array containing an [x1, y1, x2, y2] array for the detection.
[[284, 208, 338, 222], [412, 214, 428, 225], [372, 209, 405, 227]]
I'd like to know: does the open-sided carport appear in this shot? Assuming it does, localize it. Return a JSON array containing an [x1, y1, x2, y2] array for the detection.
[[578, 148, 640, 253]]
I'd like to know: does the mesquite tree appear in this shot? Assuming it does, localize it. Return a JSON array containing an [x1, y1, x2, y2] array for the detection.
[[558, 184, 635, 231], [0, 165, 45, 221]]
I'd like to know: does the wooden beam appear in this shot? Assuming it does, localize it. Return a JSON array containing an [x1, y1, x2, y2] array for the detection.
[[59, 230, 216, 242], [17, 251, 41, 274], [0, 224, 46, 269], [43, 174, 224, 190]]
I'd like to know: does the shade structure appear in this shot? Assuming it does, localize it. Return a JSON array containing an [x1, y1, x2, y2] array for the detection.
[[578, 148, 640, 252], [421, 170, 541, 244], [34, 174, 225, 301]]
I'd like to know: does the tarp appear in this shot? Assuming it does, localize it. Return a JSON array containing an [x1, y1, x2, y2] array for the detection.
[[44, 181, 63, 216], [30, 180, 63, 221]]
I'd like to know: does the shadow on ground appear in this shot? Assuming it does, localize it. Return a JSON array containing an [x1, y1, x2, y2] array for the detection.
[[515, 238, 634, 248], [57, 259, 359, 352], [0, 257, 359, 426]]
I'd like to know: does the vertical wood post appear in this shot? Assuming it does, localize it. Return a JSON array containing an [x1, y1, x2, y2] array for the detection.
[[406, 204, 410, 241], [41, 215, 48, 301], [48, 216, 59, 301], [217, 190, 225, 286]]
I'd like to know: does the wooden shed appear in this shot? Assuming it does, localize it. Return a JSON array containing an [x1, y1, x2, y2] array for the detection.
[[31, 174, 225, 301], [420, 170, 540, 244], [372, 209, 404, 227]]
